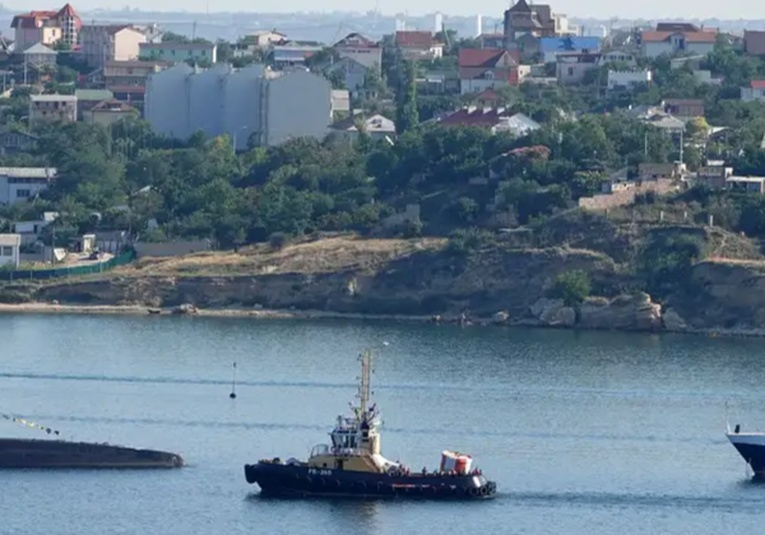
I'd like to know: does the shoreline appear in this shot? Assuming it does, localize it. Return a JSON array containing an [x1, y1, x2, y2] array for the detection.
[[0, 302, 432, 323], [0, 302, 762, 339]]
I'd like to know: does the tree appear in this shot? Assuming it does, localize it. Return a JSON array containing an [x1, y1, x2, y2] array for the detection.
[[547, 269, 591, 306], [396, 60, 419, 133]]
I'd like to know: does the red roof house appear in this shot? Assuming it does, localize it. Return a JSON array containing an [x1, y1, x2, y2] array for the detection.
[[458, 48, 520, 95]]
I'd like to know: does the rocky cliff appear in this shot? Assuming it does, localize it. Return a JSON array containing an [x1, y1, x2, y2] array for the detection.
[[3, 234, 765, 335]]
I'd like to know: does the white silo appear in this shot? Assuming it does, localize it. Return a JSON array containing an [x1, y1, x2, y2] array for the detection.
[[475, 14, 483, 37], [434, 12, 443, 33]]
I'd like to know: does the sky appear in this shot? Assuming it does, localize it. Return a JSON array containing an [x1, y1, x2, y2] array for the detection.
[[5, 0, 765, 20]]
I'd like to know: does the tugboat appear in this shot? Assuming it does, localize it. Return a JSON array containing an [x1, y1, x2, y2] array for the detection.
[[244, 350, 497, 499], [726, 421, 765, 479]]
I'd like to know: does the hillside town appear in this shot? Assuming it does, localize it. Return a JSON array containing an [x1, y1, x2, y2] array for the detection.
[[0, 1, 765, 286]]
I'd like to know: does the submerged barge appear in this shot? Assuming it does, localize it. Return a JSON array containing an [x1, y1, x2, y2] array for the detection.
[[244, 349, 496, 499], [0, 438, 184, 469]]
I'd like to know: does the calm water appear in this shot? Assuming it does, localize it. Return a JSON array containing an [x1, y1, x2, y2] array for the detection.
[[1, 314, 765, 534]]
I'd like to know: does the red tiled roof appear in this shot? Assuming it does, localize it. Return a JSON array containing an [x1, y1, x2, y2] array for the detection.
[[641, 30, 717, 44], [751, 80, 765, 89], [438, 107, 511, 128], [395, 31, 434, 48], [91, 99, 137, 112], [12, 5, 81, 29], [334, 32, 377, 48], [475, 88, 500, 101], [458, 48, 517, 68]]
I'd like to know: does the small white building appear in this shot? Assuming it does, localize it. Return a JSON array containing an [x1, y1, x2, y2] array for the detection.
[[0, 167, 57, 206], [741, 80, 765, 103], [0, 234, 21, 269], [607, 69, 652, 90]]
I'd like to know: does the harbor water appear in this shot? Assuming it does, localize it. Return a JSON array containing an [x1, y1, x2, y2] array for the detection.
[[1, 313, 764, 534]]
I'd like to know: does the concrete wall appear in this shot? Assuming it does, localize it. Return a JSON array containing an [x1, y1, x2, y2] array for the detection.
[[146, 64, 332, 148], [145, 64, 194, 139], [134, 240, 212, 258], [579, 179, 678, 210], [114, 28, 147, 62], [266, 70, 332, 146]]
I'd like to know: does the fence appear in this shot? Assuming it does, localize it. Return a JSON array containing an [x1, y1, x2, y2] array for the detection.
[[0, 250, 136, 282]]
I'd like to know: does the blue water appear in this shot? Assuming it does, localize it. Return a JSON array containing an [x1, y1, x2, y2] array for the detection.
[[1, 314, 765, 534]]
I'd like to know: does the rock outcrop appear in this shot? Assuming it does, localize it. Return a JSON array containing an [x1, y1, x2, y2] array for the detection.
[[528, 293, 662, 331]]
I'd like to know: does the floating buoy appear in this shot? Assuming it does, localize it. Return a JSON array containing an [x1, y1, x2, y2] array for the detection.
[[229, 362, 237, 399]]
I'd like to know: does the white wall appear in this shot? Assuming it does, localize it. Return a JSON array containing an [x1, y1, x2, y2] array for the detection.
[[145, 64, 194, 139], [0, 235, 20, 268], [146, 64, 333, 147], [222, 65, 266, 150], [742, 87, 765, 102], [266, 71, 332, 146]]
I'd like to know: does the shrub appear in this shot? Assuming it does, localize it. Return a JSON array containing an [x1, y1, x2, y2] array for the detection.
[[268, 232, 289, 250], [547, 269, 591, 306]]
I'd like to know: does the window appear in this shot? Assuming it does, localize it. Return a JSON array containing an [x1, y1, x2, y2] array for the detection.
[[0, 246, 12, 256], [16, 189, 31, 198], [567, 67, 574, 76]]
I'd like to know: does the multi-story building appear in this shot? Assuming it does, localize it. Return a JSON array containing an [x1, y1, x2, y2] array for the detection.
[[28, 94, 77, 126], [10, 3, 80, 52], [145, 64, 339, 149], [503, 0, 556, 45], [607, 69, 652, 90], [83, 99, 138, 126], [102, 60, 170, 87], [79, 24, 147, 68], [639, 24, 717, 58], [139, 42, 217, 65], [0, 167, 56, 206], [458, 48, 520, 94], [394, 31, 444, 60], [333, 33, 382, 70]]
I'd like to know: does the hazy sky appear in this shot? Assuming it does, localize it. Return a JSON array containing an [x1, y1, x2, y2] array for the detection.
[[6, 0, 765, 20]]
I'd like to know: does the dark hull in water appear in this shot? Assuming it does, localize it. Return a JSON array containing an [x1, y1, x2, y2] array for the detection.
[[728, 433, 765, 479], [0, 438, 184, 469], [244, 462, 496, 500]]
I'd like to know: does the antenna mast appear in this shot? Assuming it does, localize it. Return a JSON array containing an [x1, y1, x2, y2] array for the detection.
[[358, 350, 372, 414]]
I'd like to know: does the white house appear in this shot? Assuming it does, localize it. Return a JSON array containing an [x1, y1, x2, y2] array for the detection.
[[741, 80, 765, 103], [14, 211, 59, 245], [0, 167, 57, 206], [0, 234, 21, 269], [145, 64, 338, 149], [493, 113, 540, 136], [607, 69, 652, 90], [640, 29, 716, 58], [329, 113, 396, 141]]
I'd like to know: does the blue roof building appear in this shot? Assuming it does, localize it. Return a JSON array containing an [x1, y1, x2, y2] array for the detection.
[[540, 36, 601, 63]]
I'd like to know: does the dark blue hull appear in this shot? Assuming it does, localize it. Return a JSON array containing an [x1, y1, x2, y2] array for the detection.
[[244, 462, 496, 500], [729, 440, 765, 478]]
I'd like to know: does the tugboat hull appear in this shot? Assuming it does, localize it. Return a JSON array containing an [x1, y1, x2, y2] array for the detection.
[[727, 433, 765, 478], [244, 462, 496, 499], [0, 438, 184, 469]]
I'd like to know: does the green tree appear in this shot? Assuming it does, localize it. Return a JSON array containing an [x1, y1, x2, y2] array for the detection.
[[547, 269, 591, 306], [396, 60, 419, 133]]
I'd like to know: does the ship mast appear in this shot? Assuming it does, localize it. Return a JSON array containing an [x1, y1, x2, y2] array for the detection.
[[358, 349, 373, 415]]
